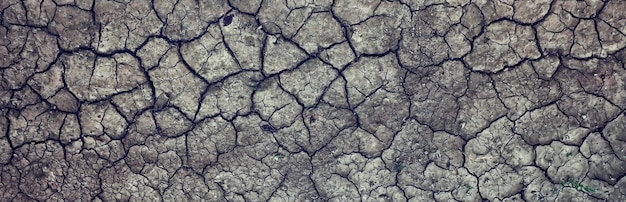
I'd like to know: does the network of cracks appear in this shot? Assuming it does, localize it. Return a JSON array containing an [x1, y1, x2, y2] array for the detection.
[[1, 0, 626, 201]]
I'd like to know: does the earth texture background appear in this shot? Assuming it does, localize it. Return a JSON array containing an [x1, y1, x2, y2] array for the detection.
[[2, 0, 626, 201]]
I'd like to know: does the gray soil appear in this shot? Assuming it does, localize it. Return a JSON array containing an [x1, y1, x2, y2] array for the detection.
[[1, 0, 626, 201]]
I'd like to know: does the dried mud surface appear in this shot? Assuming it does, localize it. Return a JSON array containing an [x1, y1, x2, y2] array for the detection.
[[2, 0, 626, 201]]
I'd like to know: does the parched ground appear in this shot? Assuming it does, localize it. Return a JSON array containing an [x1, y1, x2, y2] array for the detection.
[[1, 0, 626, 201]]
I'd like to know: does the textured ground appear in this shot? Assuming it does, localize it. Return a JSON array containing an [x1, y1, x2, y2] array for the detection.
[[1, 0, 626, 201]]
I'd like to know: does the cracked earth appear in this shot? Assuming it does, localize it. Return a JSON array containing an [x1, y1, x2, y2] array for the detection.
[[1, 0, 626, 201]]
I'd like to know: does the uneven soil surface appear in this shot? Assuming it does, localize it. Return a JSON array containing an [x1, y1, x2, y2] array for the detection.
[[2, 0, 626, 201]]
